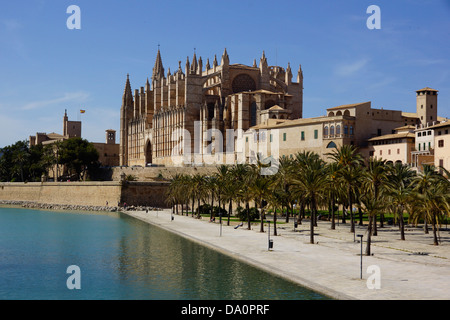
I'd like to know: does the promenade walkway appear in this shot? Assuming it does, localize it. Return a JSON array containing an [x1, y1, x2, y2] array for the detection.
[[124, 209, 450, 300]]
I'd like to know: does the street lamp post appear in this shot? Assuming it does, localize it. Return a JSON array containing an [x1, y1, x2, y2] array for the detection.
[[357, 234, 363, 279], [267, 220, 273, 250]]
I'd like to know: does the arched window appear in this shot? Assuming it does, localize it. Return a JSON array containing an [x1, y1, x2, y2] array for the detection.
[[336, 125, 341, 135], [336, 111, 342, 116], [330, 125, 335, 136], [344, 110, 350, 116], [344, 125, 348, 135], [350, 126, 354, 135], [327, 141, 337, 148], [324, 126, 329, 136]]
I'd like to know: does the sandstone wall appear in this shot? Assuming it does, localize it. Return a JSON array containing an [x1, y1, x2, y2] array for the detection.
[[0, 181, 169, 208]]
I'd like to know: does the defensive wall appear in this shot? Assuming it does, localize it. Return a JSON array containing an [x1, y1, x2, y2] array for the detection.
[[0, 181, 169, 208]]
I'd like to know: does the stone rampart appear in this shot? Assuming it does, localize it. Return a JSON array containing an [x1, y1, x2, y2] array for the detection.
[[0, 181, 169, 208]]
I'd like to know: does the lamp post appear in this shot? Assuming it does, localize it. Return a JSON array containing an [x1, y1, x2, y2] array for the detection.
[[267, 220, 273, 250], [357, 234, 363, 279]]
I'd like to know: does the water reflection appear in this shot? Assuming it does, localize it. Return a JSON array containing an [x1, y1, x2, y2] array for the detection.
[[0, 208, 328, 300]]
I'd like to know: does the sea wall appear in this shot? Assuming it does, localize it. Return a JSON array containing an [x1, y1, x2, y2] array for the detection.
[[0, 181, 169, 208]]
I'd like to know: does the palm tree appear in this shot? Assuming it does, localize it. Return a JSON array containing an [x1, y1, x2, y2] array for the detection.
[[413, 165, 450, 245], [215, 165, 230, 224], [385, 163, 415, 240], [249, 175, 271, 233], [233, 163, 255, 230], [266, 183, 284, 236], [359, 193, 383, 256], [361, 158, 390, 236], [325, 162, 340, 230], [326, 145, 364, 234], [291, 151, 327, 244]]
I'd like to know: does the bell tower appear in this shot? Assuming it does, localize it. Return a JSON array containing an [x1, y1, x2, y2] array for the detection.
[[416, 87, 438, 126]]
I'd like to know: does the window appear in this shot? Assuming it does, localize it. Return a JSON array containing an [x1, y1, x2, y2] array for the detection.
[[326, 141, 337, 148], [419, 143, 421, 151], [344, 125, 348, 135], [270, 134, 273, 143], [397, 149, 400, 154], [314, 130, 318, 139], [283, 133, 287, 141], [418, 132, 421, 137], [350, 126, 354, 135], [377, 129, 382, 136], [438, 140, 444, 148], [336, 125, 341, 135], [446, 130, 449, 135], [330, 125, 335, 136], [324, 126, 329, 136], [388, 149, 391, 155], [301, 131, 305, 141], [380, 150, 382, 156], [246, 137, 248, 142]]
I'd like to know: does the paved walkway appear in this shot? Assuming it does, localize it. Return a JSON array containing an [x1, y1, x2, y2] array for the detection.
[[123, 209, 450, 300]]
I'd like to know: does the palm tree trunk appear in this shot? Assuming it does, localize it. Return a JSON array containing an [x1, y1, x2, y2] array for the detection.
[[310, 194, 316, 244], [399, 208, 405, 240], [260, 200, 264, 233], [366, 215, 373, 256], [432, 214, 439, 245], [349, 187, 354, 233], [331, 196, 336, 230], [210, 194, 214, 221], [424, 218, 429, 234], [246, 202, 251, 230], [274, 206, 278, 236], [227, 200, 232, 226]]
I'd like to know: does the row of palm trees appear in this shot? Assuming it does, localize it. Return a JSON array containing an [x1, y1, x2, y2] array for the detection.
[[166, 145, 450, 255]]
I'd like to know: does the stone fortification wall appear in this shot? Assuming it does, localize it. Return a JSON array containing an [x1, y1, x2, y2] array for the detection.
[[111, 166, 219, 181], [0, 181, 169, 208]]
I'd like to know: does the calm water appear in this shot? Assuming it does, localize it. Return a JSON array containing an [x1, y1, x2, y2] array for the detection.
[[0, 207, 329, 300]]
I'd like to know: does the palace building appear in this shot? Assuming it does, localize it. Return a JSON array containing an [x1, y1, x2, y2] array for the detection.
[[119, 49, 303, 167]]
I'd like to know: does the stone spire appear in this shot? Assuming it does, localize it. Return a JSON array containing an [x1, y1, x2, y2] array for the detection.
[[285, 62, 292, 84], [122, 74, 133, 105], [259, 51, 268, 69], [185, 56, 190, 75], [190, 52, 198, 74], [297, 64, 303, 84], [152, 49, 165, 81], [206, 58, 211, 70], [221, 48, 229, 66]]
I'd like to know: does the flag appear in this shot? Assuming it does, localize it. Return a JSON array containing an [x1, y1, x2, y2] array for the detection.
[[80, 110, 86, 114]]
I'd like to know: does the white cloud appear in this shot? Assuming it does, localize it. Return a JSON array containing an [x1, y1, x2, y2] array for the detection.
[[335, 58, 369, 77], [21, 92, 90, 110]]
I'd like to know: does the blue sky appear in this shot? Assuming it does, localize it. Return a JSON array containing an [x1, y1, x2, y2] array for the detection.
[[0, 0, 449, 147]]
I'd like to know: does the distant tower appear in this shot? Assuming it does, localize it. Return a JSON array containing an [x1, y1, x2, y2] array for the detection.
[[416, 87, 438, 126], [106, 129, 116, 144], [63, 109, 68, 136]]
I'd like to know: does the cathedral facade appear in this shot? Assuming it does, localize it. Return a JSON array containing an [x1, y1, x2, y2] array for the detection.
[[119, 49, 304, 167]]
